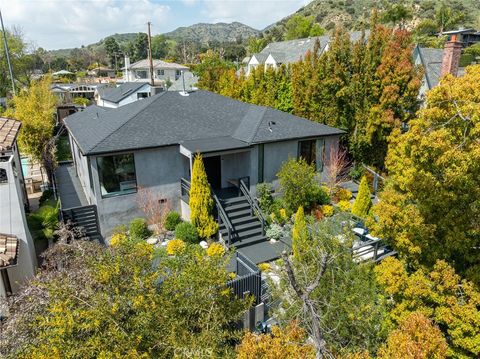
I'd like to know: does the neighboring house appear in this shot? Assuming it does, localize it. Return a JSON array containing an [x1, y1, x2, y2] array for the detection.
[[62, 90, 343, 246], [0, 118, 37, 305], [413, 29, 480, 98], [123, 57, 189, 84], [246, 31, 366, 75], [51, 83, 107, 103], [167, 71, 199, 92], [95, 82, 153, 108], [88, 66, 116, 79], [413, 46, 444, 97]]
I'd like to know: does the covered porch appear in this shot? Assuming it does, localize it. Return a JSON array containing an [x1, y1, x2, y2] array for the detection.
[[179, 136, 253, 195]]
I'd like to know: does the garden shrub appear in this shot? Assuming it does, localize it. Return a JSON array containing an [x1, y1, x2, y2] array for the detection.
[[349, 163, 365, 181], [258, 263, 271, 272], [129, 218, 152, 240], [206, 243, 225, 257], [337, 200, 351, 212], [174, 222, 199, 244], [167, 239, 186, 255], [307, 184, 330, 206], [321, 205, 334, 217], [256, 183, 273, 213], [112, 224, 128, 235], [352, 176, 372, 218], [165, 211, 182, 231], [38, 189, 53, 206], [277, 158, 318, 212], [110, 233, 128, 247], [266, 224, 284, 241], [336, 188, 352, 202], [28, 202, 59, 240]]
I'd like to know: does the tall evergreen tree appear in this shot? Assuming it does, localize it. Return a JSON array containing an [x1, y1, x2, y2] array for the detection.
[[189, 154, 218, 239]]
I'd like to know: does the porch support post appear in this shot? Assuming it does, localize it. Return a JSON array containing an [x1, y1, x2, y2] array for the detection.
[[189, 154, 193, 179]]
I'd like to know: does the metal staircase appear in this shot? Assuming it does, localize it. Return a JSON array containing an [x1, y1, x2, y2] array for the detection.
[[219, 178, 268, 249]]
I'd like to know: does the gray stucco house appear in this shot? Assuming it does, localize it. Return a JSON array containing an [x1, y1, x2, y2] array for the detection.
[[62, 90, 343, 240]]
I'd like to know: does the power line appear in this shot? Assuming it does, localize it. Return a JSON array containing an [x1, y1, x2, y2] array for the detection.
[[0, 8, 16, 96]]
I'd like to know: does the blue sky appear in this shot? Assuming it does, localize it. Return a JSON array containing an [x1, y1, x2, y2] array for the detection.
[[0, 0, 309, 50]]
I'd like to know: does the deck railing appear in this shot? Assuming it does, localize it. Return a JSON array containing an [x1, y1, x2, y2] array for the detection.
[[226, 252, 262, 305]]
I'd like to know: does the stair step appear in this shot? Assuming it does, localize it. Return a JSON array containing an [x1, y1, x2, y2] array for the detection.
[[227, 208, 253, 219], [232, 234, 268, 248], [231, 215, 259, 226], [223, 196, 248, 205], [224, 202, 251, 212]]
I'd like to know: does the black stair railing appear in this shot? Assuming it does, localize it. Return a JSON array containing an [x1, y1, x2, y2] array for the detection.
[[211, 188, 235, 248], [239, 177, 267, 235]]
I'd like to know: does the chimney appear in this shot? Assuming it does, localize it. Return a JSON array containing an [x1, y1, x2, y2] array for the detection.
[[124, 56, 131, 81], [441, 34, 462, 77]]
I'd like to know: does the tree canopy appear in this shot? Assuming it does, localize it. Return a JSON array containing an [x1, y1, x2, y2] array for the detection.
[[0, 237, 249, 358], [369, 65, 480, 284]]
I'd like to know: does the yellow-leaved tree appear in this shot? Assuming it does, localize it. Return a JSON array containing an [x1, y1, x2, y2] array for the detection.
[[4, 76, 57, 183], [375, 257, 480, 357], [378, 312, 448, 359], [236, 321, 315, 359], [369, 65, 480, 283], [189, 153, 218, 239], [292, 206, 309, 260], [351, 176, 372, 218]]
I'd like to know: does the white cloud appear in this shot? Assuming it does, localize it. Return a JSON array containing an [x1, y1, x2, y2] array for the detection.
[[201, 0, 309, 30], [0, 0, 171, 49], [0, 0, 310, 50]]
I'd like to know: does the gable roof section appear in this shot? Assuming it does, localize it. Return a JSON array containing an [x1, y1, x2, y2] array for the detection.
[[65, 90, 344, 156], [99, 82, 150, 104], [415, 46, 444, 89], [255, 31, 367, 66], [129, 59, 189, 70], [0, 118, 21, 151]]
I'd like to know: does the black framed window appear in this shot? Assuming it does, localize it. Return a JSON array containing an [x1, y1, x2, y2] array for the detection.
[[298, 140, 316, 165], [97, 153, 137, 197], [298, 139, 325, 172], [258, 144, 264, 183]]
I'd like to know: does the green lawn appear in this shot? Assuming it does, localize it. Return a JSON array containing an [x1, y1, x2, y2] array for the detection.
[[57, 135, 72, 162]]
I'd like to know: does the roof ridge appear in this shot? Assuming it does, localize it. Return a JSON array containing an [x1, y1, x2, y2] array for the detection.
[[90, 93, 168, 153]]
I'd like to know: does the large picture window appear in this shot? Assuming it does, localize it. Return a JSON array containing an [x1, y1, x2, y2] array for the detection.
[[298, 139, 324, 172], [135, 70, 147, 79], [97, 153, 137, 197]]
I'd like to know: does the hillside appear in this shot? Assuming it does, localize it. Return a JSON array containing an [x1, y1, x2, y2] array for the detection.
[[264, 0, 479, 37], [164, 22, 260, 43], [49, 33, 138, 58]]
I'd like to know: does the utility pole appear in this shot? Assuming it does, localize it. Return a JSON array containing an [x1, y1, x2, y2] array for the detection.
[[147, 21, 154, 86], [0, 8, 16, 96]]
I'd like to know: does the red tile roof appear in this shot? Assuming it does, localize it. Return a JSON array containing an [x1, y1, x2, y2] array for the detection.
[[0, 233, 18, 268], [0, 117, 21, 152]]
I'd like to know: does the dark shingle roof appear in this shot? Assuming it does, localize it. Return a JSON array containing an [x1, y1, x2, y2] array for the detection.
[[416, 47, 444, 89], [65, 90, 344, 155], [99, 82, 150, 104]]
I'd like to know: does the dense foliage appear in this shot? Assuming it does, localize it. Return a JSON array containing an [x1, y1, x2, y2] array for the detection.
[[205, 18, 422, 168], [375, 257, 480, 357], [4, 76, 58, 182], [236, 321, 315, 358], [370, 65, 480, 284], [0, 238, 249, 358], [274, 217, 387, 356]]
